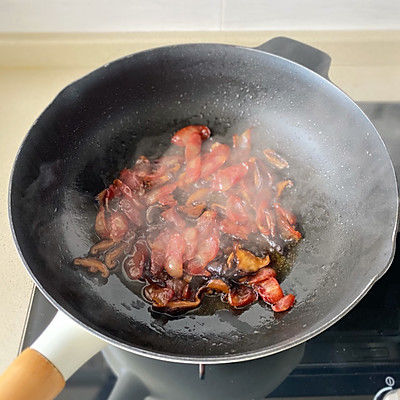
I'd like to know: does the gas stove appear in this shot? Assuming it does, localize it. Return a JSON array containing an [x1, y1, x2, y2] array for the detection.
[[21, 103, 400, 400]]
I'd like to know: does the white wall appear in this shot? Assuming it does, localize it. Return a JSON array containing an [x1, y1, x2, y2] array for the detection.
[[0, 0, 399, 32]]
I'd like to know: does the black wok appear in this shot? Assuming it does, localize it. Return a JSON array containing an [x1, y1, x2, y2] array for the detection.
[[6, 37, 399, 375]]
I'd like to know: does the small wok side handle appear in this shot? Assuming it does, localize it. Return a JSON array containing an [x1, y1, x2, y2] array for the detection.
[[0, 311, 105, 400], [255, 37, 331, 80]]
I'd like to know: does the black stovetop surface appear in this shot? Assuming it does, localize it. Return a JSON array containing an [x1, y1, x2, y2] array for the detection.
[[21, 103, 400, 400]]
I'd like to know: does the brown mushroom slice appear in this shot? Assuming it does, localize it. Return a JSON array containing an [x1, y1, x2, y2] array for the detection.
[[90, 239, 115, 256], [226, 251, 235, 269], [186, 187, 209, 205], [248, 157, 262, 190], [73, 257, 109, 278], [104, 241, 130, 269], [206, 279, 230, 293], [263, 149, 289, 169], [145, 204, 164, 225], [156, 283, 210, 310], [179, 202, 206, 218], [162, 298, 201, 309], [276, 179, 294, 198], [182, 274, 193, 284], [235, 245, 270, 273]]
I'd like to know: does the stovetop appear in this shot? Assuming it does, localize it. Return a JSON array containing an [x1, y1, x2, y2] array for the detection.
[[21, 103, 400, 400]]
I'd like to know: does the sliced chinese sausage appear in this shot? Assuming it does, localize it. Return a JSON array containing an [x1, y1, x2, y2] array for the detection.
[[165, 278, 189, 299], [186, 212, 219, 275], [119, 197, 143, 226], [158, 193, 177, 207], [182, 284, 191, 299], [220, 218, 251, 240], [274, 203, 297, 225], [185, 233, 219, 276], [271, 294, 295, 312], [73, 258, 109, 278], [144, 284, 175, 307], [183, 226, 198, 261], [255, 277, 284, 304], [145, 182, 177, 206], [180, 133, 202, 185], [171, 125, 211, 146], [149, 230, 169, 276], [165, 233, 186, 278], [201, 142, 230, 179], [240, 267, 277, 284], [231, 129, 251, 162], [107, 212, 129, 241], [226, 194, 248, 224], [162, 285, 210, 309], [124, 239, 148, 280], [278, 218, 302, 241], [256, 200, 276, 237], [150, 251, 165, 276], [133, 155, 151, 177], [113, 179, 143, 209], [146, 154, 183, 186], [275, 206, 302, 241], [97, 184, 119, 208], [211, 162, 249, 192], [263, 209, 277, 237], [254, 158, 274, 189], [171, 125, 211, 186], [161, 206, 186, 230], [196, 210, 218, 236], [228, 285, 258, 307], [119, 168, 143, 193]]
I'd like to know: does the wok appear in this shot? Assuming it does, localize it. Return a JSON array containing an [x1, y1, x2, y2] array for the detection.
[[0, 37, 397, 400]]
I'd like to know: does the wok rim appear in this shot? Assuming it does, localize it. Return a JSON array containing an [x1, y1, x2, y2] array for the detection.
[[8, 42, 399, 364]]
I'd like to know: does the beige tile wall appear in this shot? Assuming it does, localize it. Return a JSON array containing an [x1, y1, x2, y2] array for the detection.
[[0, 0, 223, 32], [0, 0, 399, 32], [221, 0, 400, 30]]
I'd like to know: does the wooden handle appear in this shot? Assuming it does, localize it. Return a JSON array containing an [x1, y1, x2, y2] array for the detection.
[[0, 312, 105, 400], [0, 348, 65, 400]]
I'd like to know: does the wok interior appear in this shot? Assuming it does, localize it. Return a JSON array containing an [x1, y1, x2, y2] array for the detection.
[[10, 44, 397, 361]]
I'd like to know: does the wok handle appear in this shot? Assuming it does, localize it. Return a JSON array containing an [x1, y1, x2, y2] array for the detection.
[[255, 37, 331, 79], [0, 311, 105, 400], [0, 349, 64, 400]]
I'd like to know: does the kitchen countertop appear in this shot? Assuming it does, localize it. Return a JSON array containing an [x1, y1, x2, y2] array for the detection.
[[0, 30, 399, 373]]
